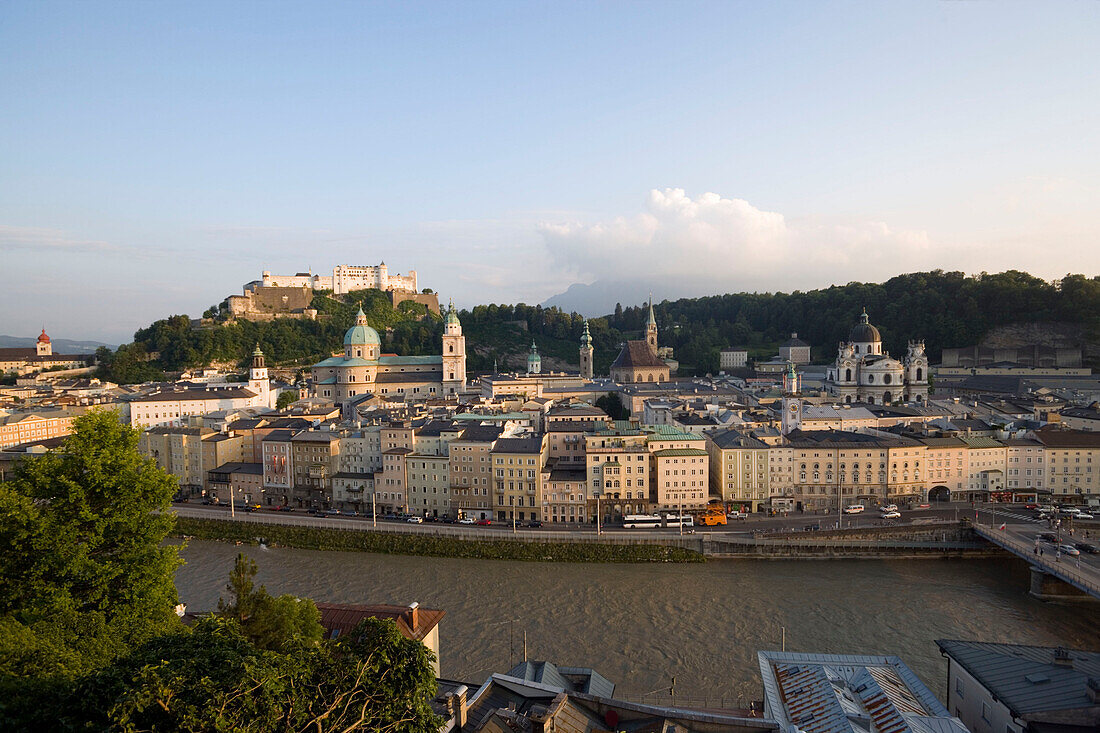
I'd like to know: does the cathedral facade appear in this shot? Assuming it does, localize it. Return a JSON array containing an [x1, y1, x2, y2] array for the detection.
[[609, 300, 670, 384], [311, 303, 466, 403], [824, 310, 928, 405]]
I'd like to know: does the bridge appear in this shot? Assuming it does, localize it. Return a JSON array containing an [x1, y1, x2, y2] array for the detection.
[[972, 517, 1100, 601]]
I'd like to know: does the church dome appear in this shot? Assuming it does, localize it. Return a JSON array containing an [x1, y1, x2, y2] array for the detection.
[[848, 309, 881, 343], [344, 307, 381, 346]]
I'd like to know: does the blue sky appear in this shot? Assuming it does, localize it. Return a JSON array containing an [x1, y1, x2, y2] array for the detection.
[[2, 1, 1098, 343]]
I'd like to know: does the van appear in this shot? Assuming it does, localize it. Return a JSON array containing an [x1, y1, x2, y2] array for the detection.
[[844, 504, 865, 514]]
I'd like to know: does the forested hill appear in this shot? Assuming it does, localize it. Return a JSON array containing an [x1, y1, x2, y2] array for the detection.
[[96, 270, 1100, 383]]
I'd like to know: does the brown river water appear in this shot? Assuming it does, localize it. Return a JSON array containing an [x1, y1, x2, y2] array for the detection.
[[174, 540, 1097, 703]]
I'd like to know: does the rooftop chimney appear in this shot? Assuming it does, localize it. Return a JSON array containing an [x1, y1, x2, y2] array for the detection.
[[1053, 647, 1073, 667], [407, 601, 419, 631]]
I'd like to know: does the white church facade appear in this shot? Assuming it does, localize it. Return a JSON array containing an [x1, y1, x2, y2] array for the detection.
[[824, 309, 929, 405]]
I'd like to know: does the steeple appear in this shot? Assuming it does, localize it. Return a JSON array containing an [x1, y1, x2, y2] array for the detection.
[[527, 340, 541, 375], [645, 295, 658, 351], [579, 320, 594, 380], [355, 305, 368, 326]]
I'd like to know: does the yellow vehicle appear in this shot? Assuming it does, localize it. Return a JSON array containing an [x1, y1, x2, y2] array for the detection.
[[697, 510, 727, 526]]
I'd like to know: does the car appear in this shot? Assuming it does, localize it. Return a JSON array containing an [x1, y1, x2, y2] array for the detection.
[[1075, 542, 1099, 554], [881, 510, 902, 519], [525, 520, 543, 528], [274, 504, 294, 512], [882, 504, 899, 512], [440, 517, 456, 524], [844, 504, 865, 514], [1057, 544, 1081, 556], [916, 503, 931, 509], [307, 508, 327, 517], [325, 509, 340, 515], [1023, 502, 1040, 510], [1037, 532, 1057, 542], [1060, 507, 1081, 516], [474, 518, 492, 526], [1075, 511, 1095, 520], [407, 516, 423, 524], [458, 517, 475, 525], [727, 511, 749, 520], [382, 513, 398, 520]]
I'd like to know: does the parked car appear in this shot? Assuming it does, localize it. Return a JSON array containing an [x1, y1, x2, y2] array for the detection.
[[407, 516, 423, 524], [325, 509, 340, 515], [844, 504, 865, 514], [474, 518, 492, 526], [1075, 542, 1098, 554], [273, 505, 294, 512], [307, 508, 326, 517], [1058, 544, 1081, 556], [727, 511, 749, 520], [458, 517, 475, 525], [440, 516, 456, 524], [382, 513, 398, 520], [525, 520, 543, 528], [881, 510, 902, 520], [1075, 511, 1095, 520], [882, 504, 899, 512]]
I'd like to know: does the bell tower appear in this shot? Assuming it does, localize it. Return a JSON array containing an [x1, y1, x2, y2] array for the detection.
[[579, 321, 594, 380], [781, 363, 803, 436], [442, 300, 466, 395], [248, 344, 273, 408], [645, 296, 658, 352]]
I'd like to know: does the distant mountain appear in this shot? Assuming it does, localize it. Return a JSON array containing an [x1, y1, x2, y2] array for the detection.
[[541, 278, 734, 316], [0, 335, 116, 353]]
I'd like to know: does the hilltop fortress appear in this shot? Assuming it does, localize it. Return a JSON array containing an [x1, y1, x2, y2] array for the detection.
[[226, 263, 439, 321]]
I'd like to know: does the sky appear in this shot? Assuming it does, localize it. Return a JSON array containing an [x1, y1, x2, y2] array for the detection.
[[1, 1, 1098, 344]]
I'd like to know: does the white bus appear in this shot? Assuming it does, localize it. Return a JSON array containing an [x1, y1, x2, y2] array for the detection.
[[622, 514, 662, 529], [662, 514, 695, 529]]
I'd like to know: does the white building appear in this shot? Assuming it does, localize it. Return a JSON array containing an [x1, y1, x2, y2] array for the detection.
[[720, 347, 748, 370], [332, 262, 416, 294]]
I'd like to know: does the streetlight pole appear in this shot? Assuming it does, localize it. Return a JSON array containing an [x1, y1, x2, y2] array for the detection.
[[597, 494, 601, 536], [511, 495, 516, 534], [230, 483, 235, 519], [372, 490, 377, 528]]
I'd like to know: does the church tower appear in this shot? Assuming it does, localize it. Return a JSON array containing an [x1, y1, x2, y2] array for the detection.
[[579, 320, 594, 380], [248, 344, 274, 408], [36, 329, 52, 357], [645, 297, 658, 352], [781, 363, 803, 436], [442, 300, 466, 395], [527, 341, 542, 375]]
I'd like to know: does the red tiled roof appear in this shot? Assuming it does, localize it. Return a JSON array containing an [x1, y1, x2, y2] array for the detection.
[[314, 602, 444, 642]]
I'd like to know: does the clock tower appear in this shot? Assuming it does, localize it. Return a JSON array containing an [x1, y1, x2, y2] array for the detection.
[[781, 363, 802, 435]]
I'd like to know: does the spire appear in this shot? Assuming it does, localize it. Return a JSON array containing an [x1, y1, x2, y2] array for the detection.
[[860, 307, 869, 325], [355, 305, 367, 325], [252, 343, 263, 357], [580, 320, 592, 347], [646, 296, 656, 327]]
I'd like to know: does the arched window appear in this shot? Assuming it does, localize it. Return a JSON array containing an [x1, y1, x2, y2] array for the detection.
[[916, 367, 923, 381], [845, 368, 852, 381], [854, 345, 860, 354], [884, 374, 892, 385], [449, 345, 454, 353], [867, 374, 874, 383]]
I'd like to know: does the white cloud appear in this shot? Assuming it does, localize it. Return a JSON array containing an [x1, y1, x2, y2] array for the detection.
[[0, 225, 123, 253], [537, 188, 939, 290]]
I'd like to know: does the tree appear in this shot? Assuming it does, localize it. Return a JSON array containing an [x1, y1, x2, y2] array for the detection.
[[595, 392, 630, 420], [216, 553, 322, 651], [276, 389, 300, 410], [70, 615, 440, 732], [0, 410, 182, 723]]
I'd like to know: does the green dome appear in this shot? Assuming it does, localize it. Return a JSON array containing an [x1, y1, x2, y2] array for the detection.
[[344, 307, 381, 346]]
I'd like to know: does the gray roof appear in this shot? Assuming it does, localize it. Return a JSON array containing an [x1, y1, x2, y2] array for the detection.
[[455, 424, 505, 443], [490, 436, 544, 454], [505, 660, 615, 698], [208, 462, 263, 475], [708, 428, 768, 450], [610, 340, 668, 369], [936, 639, 1100, 718], [758, 650, 966, 733]]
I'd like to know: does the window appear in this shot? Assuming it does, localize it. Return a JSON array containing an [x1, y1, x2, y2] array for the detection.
[[981, 702, 991, 724], [954, 677, 964, 698]]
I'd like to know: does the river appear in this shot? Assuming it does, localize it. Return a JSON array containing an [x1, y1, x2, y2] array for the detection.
[[174, 541, 1097, 703]]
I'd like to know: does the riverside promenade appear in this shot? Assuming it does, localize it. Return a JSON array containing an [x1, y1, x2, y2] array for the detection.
[[172, 505, 995, 559]]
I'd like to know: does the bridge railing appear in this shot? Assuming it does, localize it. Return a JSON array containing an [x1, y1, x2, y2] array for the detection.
[[974, 524, 1100, 597]]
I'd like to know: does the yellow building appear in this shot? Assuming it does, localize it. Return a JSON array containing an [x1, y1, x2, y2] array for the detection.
[[705, 428, 770, 512], [491, 435, 546, 522], [1033, 427, 1100, 503]]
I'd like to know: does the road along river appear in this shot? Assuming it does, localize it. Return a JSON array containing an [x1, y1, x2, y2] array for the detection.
[[174, 540, 1097, 705]]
